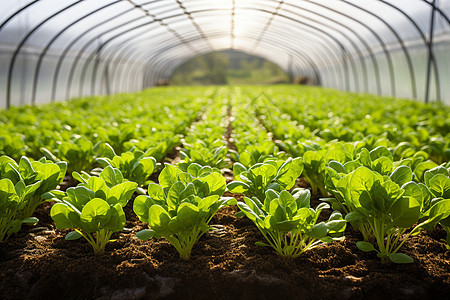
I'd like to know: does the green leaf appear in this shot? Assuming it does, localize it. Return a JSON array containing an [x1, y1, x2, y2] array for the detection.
[[65, 231, 83, 240], [202, 172, 226, 196], [159, 164, 182, 189], [237, 201, 262, 223], [278, 190, 297, 217], [167, 181, 187, 211], [345, 211, 364, 222], [276, 157, 303, 190], [187, 163, 202, 177], [428, 174, 450, 198], [80, 198, 111, 226], [136, 229, 155, 241], [100, 166, 121, 187], [147, 183, 165, 201], [108, 181, 138, 207], [402, 181, 427, 211], [372, 156, 393, 175], [21, 217, 39, 224], [133, 195, 153, 222], [369, 146, 392, 161], [427, 199, 450, 227], [391, 197, 420, 228], [255, 241, 271, 247], [50, 203, 75, 229], [232, 162, 247, 179], [390, 166, 413, 186], [328, 160, 346, 174], [177, 203, 200, 229], [293, 188, 311, 208], [227, 181, 249, 194], [310, 222, 328, 239], [148, 205, 172, 235], [389, 253, 413, 263], [356, 241, 376, 252], [88, 176, 108, 199], [424, 166, 449, 186], [414, 161, 438, 182]]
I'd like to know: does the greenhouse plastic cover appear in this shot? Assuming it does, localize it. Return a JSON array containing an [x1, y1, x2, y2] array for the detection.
[[0, 0, 449, 108]]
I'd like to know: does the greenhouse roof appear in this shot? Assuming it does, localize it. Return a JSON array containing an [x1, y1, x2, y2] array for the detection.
[[0, 0, 449, 107]]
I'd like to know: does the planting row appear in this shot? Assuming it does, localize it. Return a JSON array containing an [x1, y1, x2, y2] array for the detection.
[[1, 152, 450, 264], [1, 85, 450, 265]]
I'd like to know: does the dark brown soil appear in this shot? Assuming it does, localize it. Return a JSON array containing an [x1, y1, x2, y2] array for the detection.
[[1, 191, 449, 300]]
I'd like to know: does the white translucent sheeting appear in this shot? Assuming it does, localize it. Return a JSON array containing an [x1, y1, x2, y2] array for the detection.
[[0, 0, 449, 108]]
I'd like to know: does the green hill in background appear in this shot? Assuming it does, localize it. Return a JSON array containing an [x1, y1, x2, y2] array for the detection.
[[170, 50, 290, 85]]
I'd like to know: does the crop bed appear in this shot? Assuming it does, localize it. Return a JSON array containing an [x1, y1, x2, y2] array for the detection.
[[1, 86, 449, 299]]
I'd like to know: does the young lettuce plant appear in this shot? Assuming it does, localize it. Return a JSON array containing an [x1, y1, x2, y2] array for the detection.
[[238, 188, 346, 257], [50, 169, 137, 254], [41, 135, 111, 174], [133, 164, 236, 260], [0, 179, 39, 242], [302, 149, 327, 196], [178, 145, 229, 171], [324, 163, 416, 241], [301, 143, 354, 197], [415, 166, 450, 247], [327, 166, 450, 263], [0, 155, 67, 219], [228, 141, 281, 168], [227, 157, 303, 201], [95, 149, 158, 187]]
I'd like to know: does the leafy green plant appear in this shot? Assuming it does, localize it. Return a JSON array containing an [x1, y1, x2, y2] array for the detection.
[[417, 166, 450, 247], [125, 133, 181, 161], [326, 166, 450, 263], [178, 145, 229, 171], [0, 178, 39, 242], [0, 155, 67, 219], [237, 188, 346, 257], [301, 149, 327, 196], [0, 132, 28, 161], [229, 141, 281, 168], [41, 135, 98, 174], [420, 137, 450, 165], [133, 164, 236, 260], [96, 149, 157, 187], [227, 157, 303, 201], [301, 143, 355, 197], [50, 170, 137, 254]]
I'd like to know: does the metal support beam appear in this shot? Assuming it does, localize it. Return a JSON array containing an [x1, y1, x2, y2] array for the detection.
[[425, 0, 437, 103]]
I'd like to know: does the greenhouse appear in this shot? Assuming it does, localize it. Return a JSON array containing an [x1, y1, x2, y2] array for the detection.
[[0, 1, 449, 299]]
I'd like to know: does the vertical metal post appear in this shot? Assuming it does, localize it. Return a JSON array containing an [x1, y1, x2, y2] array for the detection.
[[425, 0, 436, 103], [288, 53, 293, 83]]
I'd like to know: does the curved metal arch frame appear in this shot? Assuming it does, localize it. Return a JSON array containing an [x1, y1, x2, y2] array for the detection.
[[80, 10, 352, 97], [311, 0, 396, 98], [111, 29, 334, 94], [129, 32, 324, 89], [107, 29, 325, 93], [379, 0, 441, 102], [4, 0, 84, 108], [85, 7, 359, 96], [149, 5, 368, 92], [77, 2, 426, 100], [103, 21, 346, 94], [0, 0, 449, 107], [53, 3, 155, 102], [67, 19, 154, 100], [116, 30, 329, 92], [144, 0, 449, 99], [30, 0, 122, 105], [341, 0, 416, 99]]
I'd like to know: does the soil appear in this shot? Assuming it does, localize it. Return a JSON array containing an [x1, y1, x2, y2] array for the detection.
[[1, 188, 449, 300]]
